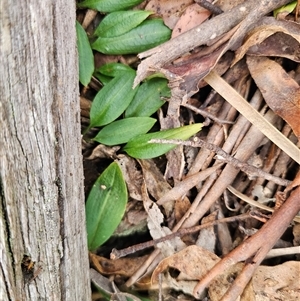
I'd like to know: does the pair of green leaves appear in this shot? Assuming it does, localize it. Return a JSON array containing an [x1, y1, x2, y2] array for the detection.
[[90, 62, 202, 159], [91, 10, 171, 55]]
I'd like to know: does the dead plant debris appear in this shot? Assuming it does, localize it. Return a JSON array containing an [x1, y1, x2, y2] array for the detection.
[[78, 0, 300, 300]]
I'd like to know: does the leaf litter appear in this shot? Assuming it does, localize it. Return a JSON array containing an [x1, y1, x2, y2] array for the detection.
[[78, 0, 300, 300]]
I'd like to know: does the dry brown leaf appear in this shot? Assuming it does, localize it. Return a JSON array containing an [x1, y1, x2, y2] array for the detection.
[[172, 3, 211, 38], [253, 261, 300, 301], [90, 253, 149, 277], [138, 159, 174, 217], [151, 245, 299, 300], [117, 155, 143, 201], [151, 246, 254, 299], [164, 45, 233, 95], [138, 159, 171, 200], [143, 184, 186, 256], [293, 223, 300, 247], [246, 32, 300, 63], [174, 196, 191, 223], [196, 212, 218, 253], [234, 17, 300, 64], [247, 56, 300, 140], [145, 0, 193, 29], [208, 263, 255, 301], [151, 245, 220, 282]]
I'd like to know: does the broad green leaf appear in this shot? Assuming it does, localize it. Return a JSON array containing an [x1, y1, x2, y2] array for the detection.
[[94, 117, 156, 145], [86, 162, 127, 250], [90, 72, 138, 127], [78, 0, 144, 12], [76, 21, 94, 86], [97, 62, 134, 77], [125, 78, 170, 117], [124, 123, 202, 159], [94, 10, 152, 38], [92, 19, 171, 55]]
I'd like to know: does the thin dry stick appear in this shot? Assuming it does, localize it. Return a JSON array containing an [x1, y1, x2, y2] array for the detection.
[[193, 184, 300, 301], [157, 164, 223, 205], [227, 185, 300, 223], [111, 213, 251, 259], [188, 101, 232, 175], [204, 70, 300, 164], [182, 103, 234, 125], [149, 138, 291, 187], [195, 0, 224, 15], [265, 246, 300, 259]]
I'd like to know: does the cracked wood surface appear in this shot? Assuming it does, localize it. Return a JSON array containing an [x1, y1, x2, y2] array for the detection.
[[0, 1, 91, 300]]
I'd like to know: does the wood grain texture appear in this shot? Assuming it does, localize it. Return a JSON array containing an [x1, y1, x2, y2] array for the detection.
[[0, 1, 91, 300]]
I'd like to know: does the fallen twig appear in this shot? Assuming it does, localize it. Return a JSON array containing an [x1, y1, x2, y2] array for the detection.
[[193, 180, 300, 301], [149, 138, 291, 187], [227, 185, 300, 223], [182, 103, 235, 125], [111, 213, 251, 259]]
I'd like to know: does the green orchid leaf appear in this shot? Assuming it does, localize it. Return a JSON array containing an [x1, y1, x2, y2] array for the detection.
[[90, 71, 138, 127], [78, 0, 144, 12], [97, 62, 135, 77], [92, 19, 171, 55], [86, 162, 128, 250], [93, 73, 112, 85], [125, 78, 170, 117], [76, 21, 94, 86], [94, 117, 156, 145], [94, 10, 152, 38], [124, 123, 202, 159]]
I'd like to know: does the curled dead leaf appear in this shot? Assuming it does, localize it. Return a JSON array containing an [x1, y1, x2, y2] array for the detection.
[[247, 56, 300, 140], [234, 17, 300, 65], [90, 252, 149, 277]]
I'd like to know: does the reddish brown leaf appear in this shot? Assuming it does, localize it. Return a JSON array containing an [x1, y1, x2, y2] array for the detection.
[[247, 56, 300, 140], [145, 0, 193, 29], [172, 3, 211, 38]]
